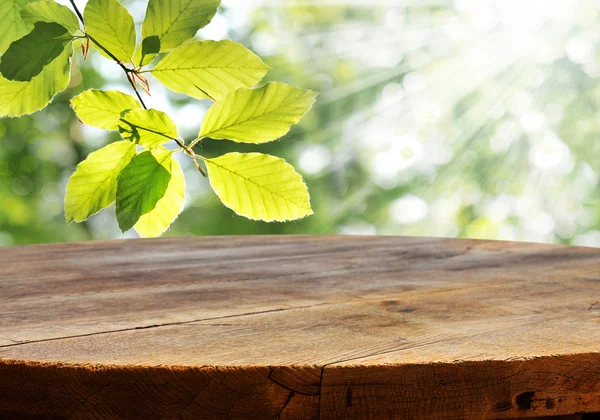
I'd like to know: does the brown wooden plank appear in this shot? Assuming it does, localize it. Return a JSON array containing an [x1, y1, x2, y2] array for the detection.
[[1, 236, 600, 418]]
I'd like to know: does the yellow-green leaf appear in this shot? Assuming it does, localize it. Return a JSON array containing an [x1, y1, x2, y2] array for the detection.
[[141, 0, 220, 53], [150, 40, 269, 100], [71, 89, 141, 130], [206, 152, 312, 222], [0, 44, 72, 117], [116, 148, 184, 235], [118, 108, 178, 148], [65, 140, 136, 223], [0, 22, 72, 81], [84, 0, 136, 63], [134, 155, 185, 237], [20, 1, 80, 34], [0, 0, 30, 54], [199, 82, 317, 144]]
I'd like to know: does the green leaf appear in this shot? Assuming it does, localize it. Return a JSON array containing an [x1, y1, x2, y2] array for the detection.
[[199, 82, 317, 144], [150, 40, 270, 100], [65, 141, 136, 224], [71, 89, 141, 130], [132, 35, 160, 67], [0, 44, 72, 117], [20, 1, 80, 34], [118, 109, 178, 148], [141, 0, 220, 53], [116, 148, 184, 236], [134, 154, 185, 237], [0, 0, 30, 54], [0, 22, 72, 81], [205, 152, 312, 222], [84, 0, 136, 63]]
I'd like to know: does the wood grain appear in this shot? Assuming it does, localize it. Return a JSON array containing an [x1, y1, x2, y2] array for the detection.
[[1, 235, 600, 419]]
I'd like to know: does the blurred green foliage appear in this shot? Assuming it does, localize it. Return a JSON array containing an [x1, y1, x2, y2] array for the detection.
[[2, 0, 600, 246]]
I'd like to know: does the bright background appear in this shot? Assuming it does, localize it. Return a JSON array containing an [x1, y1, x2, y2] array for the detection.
[[2, 0, 600, 246]]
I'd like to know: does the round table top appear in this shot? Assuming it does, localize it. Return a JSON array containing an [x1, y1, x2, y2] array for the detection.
[[1, 235, 600, 419]]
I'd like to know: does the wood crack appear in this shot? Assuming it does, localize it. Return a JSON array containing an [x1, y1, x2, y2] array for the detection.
[[277, 390, 294, 419], [0, 303, 330, 349], [317, 365, 325, 420], [267, 367, 319, 396]]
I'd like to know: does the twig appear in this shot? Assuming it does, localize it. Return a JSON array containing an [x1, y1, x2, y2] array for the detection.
[[68, 0, 148, 110], [173, 138, 207, 176], [69, 0, 84, 24]]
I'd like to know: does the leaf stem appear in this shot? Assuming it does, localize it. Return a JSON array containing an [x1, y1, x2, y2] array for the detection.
[[68, 0, 148, 110], [173, 138, 207, 176], [188, 136, 204, 149], [194, 160, 207, 177]]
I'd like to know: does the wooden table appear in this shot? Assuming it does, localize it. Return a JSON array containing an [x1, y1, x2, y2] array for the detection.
[[1, 236, 600, 419]]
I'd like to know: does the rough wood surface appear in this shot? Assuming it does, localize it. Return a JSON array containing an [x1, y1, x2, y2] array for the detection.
[[1, 235, 600, 419]]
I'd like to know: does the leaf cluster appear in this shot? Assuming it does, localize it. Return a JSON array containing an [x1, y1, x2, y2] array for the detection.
[[0, 0, 317, 237]]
